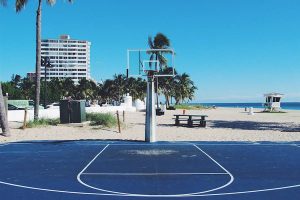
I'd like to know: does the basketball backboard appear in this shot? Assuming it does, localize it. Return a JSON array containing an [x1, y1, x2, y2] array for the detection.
[[127, 49, 175, 78]]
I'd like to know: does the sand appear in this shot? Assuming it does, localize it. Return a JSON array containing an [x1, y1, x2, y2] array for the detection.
[[1, 107, 300, 143]]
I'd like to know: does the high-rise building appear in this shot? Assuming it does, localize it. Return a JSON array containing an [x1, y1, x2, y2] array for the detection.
[[41, 35, 91, 83]]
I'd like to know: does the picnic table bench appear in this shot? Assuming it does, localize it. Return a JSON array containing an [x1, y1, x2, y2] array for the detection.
[[174, 114, 208, 127]]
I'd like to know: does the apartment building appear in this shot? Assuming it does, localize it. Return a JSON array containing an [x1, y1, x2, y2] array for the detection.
[[40, 35, 91, 83]]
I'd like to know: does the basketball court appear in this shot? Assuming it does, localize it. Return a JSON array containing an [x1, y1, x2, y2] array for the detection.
[[0, 141, 299, 199]]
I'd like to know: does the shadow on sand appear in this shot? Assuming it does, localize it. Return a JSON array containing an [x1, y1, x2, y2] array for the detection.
[[209, 120, 300, 132], [156, 120, 300, 132]]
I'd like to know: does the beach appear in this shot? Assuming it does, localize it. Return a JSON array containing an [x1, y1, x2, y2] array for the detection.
[[1, 107, 300, 143]]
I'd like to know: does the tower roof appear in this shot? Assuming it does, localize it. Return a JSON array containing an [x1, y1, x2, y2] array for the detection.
[[264, 93, 284, 97]]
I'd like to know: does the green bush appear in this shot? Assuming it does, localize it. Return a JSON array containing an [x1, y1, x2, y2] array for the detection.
[[26, 118, 60, 128], [174, 104, 211, 110], [86, 113, 117, 127]]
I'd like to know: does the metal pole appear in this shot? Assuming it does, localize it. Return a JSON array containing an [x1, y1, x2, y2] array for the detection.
[[44, 66, 47, 109], [145, 76, 156, 142], [156, 77, 159, 109]]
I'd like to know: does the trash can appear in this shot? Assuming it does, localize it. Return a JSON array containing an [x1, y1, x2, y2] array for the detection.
[[70, 100, 86, 123], [60, 100, 71, 124], [248, 107, 254, 115], [156, 108, 164, 116]]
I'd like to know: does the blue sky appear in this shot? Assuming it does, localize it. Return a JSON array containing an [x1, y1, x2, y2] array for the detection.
[[1, 0, 300, 103]]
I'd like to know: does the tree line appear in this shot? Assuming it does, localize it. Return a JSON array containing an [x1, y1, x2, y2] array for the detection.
[[1, 72, 196, 106]]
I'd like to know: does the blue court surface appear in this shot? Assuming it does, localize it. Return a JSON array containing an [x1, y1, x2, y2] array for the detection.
[[0, 141, 299, 200]]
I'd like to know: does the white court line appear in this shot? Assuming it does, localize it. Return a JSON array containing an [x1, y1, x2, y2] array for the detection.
[[77, 144, 110, 178], [193, 145, 233, 174], [82, 172, 228, 176], [190, 184, 300, 197], [0, 179, 299, 198], [0, 143, 299, 197], [0, 180, 125, 196], [77, 144, 234, 197], [190, 145, 234, 194]]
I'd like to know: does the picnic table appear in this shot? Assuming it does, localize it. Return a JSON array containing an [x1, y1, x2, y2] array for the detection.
[[174, 114, 208, 127]]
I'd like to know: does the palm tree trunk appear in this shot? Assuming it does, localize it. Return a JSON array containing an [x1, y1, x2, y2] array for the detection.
[[34, 0, 42, 120], [165, 94, 169, 108], [0, 83, 10, 136]]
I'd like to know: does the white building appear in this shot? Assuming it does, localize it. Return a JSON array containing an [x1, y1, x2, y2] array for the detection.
[[264, 93, 284, 112], [41, 35, 91, 83]]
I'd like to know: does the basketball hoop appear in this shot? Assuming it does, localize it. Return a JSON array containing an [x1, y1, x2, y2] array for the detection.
[[127, 49, 175, 78], [126, 48, 176, 143]]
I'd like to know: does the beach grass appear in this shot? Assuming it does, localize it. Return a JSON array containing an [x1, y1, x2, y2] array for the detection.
[[26, 118, 60, 128], [86, 113, 118, 127], [174, 104, 212, 110]]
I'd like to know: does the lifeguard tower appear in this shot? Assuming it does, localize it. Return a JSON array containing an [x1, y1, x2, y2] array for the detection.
[[264, 93, 284, 112]]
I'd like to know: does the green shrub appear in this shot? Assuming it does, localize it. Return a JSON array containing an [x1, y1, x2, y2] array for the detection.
[[26, 118, 60, 128], [174, 104, 211, 110], [86, 113, 117, 127]]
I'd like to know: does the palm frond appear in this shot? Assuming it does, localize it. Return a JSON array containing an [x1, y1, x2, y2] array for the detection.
[[157, 54, 167, 67], [154, 33, 170, 49], [47, 0, 56, 6], [15, 0, 28, 12], [47, 0, 73, 6], [148, 36, 154, 49]]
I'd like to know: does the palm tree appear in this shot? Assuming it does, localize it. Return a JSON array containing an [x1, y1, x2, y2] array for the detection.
[[147, 33, 171, 106], [1, 3, 14, 137], [47, 78, 63, 102], [15, 0, 73, 120], [99, 79, 116, 104], [88, 80, 98, 100], [20, 77, 35, 100], [75, 78, 97, 100], [113, 74, 127, 103], [126, 77, 147, 101], [173, 73, 197, 104], [147, 33, 171, 70], [135, 77, 147, 101], [158, 68, 178, 107], [61, 78, 75, 98], [0, 83, 10, 137], [1, 75, 23, 99], [11, 74, 22, 88]]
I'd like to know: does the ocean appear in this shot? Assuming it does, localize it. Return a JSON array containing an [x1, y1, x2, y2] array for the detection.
[[192, 102, 300, 110]]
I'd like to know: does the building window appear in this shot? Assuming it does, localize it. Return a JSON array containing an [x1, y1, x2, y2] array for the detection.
[[273, 97, 281, 102]]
